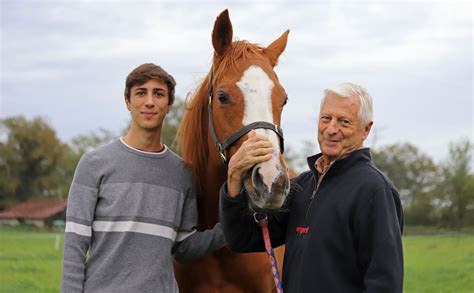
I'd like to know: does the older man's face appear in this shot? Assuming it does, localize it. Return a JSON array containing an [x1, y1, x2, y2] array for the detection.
[[317, 92, 372, 161]]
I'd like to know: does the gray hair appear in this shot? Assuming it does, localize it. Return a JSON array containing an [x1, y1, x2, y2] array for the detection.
[[322, 82, 373, 127]]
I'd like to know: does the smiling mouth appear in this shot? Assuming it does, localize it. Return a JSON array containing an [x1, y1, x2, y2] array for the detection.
[[141, 112, 157, 118], [325, 139, 341, 146]]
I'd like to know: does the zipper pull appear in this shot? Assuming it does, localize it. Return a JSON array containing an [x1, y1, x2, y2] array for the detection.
[[310, 190, 317, 200]]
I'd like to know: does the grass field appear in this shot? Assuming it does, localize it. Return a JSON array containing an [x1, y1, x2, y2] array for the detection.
[[1, 227, 473, 292], [0, 228, 63, 293], [403, 235, 474, 293]]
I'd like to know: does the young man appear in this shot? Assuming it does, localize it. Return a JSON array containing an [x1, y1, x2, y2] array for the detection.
[[220, 83, 404, 292], [62, 63, 226, 292]]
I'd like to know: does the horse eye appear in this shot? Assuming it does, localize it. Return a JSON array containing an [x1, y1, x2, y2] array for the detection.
[[218, 92, 230, 104], [283, 96, 288, 106]]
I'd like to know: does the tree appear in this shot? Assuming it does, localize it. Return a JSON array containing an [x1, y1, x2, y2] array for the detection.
[[372, 143, 439, 225], [0, 116, 67, 208], [438, 138, 474, 227], [69, 128, 116, 155], [284, 140, 317, 174]]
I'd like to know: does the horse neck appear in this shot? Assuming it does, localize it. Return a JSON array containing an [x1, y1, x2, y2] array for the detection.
[[195, 135, 228, 230]]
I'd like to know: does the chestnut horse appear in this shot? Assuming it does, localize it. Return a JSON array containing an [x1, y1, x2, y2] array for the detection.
[[175, 10, 290, 292]]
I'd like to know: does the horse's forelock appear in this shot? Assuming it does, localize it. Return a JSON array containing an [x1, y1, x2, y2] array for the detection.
[[214, 41, 266, 82]]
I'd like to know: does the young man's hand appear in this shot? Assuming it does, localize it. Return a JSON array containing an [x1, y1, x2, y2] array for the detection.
[[226, 130, 274, 196]]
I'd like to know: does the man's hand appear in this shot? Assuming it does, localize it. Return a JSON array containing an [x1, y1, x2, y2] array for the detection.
[[227, 130, 274, 196]]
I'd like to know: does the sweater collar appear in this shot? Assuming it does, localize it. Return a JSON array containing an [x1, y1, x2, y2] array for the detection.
[[307, 148, 372, 176]]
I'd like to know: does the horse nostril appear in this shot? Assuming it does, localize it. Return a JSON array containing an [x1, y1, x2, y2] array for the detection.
[[251, 166, 267, 194]]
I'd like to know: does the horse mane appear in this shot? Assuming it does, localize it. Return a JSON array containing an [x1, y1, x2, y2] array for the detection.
[[176, 77, 211, 194], [176, 40, 267, 193]]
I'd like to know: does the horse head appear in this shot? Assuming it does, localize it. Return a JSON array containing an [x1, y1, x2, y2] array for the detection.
[[208, 10, 290, 213]]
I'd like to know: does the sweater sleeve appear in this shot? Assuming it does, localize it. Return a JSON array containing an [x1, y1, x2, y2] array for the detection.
[[172, 187, 226, 263], [218, 182, 288, 252], [61, 153, 101, 293], [357, 187, 404, 293]]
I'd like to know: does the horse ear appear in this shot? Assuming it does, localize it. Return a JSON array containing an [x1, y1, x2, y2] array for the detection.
[[263, 29, 290, 67], [212, 9, 233, 56]]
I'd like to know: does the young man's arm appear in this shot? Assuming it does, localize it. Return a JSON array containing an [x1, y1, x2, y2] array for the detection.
[[61, 153, 100, 293]]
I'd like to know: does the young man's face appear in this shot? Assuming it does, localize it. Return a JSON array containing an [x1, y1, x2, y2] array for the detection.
[[317, 92, 372, 161], [126, 79, 171, 132]]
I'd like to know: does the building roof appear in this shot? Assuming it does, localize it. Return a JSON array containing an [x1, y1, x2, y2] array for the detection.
[[0, 199, 67, 220]]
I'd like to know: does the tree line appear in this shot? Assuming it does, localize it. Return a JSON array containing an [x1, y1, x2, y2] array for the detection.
[[0, 105, 472, 228]]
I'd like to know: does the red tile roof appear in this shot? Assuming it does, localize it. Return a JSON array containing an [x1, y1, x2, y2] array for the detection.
[[0, 199, 67, 219]]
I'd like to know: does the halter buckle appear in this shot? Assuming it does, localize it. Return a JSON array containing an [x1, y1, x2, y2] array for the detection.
[[216, 143, 227, 164], [219, 152, 227, 164]]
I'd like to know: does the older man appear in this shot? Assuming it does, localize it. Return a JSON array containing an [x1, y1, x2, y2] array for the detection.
[[220, 82, 404, 292]]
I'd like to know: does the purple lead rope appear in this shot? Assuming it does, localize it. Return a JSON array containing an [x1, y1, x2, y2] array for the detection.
[[255, 215, 284, 293]]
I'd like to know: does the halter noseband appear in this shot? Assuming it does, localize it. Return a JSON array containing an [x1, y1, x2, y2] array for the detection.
[[207, 69, 285, 164]]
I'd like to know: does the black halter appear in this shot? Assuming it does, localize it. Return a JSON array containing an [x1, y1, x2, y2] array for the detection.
[[207, 69, 285, 164]]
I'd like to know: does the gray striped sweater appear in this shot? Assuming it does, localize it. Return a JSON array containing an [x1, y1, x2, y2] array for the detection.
[[61, 139, 225, 292]]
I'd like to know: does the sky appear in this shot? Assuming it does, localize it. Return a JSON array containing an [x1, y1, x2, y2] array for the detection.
[[1, 0, 472, 166]]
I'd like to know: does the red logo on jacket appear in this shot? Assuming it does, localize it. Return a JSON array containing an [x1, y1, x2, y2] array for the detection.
[[296, 226, 310, 234]]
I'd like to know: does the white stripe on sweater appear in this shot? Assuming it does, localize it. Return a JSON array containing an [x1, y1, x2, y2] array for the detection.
[[66, 220, 196, 241], [65, 222, 92, 237], [93, 221, 176, 240]]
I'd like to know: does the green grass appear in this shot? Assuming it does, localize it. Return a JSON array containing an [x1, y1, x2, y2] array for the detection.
[[0, 227, 473, 292], [0, 228, 64, 293], [403, 235, 474, 293]]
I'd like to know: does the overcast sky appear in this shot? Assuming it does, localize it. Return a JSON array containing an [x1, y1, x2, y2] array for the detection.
[[1, 0, 472, 165]]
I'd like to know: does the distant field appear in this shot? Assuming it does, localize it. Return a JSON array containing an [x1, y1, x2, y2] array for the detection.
[[0, 229, 63, 292], [0, 227, 473, 292], [403, 235, 474, 293]]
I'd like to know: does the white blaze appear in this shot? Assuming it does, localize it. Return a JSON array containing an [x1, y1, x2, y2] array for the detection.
[[237, 65, 281, 191]]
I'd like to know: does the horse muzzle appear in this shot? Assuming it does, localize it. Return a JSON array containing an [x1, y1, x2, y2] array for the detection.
[[243, 162, 290, 213]]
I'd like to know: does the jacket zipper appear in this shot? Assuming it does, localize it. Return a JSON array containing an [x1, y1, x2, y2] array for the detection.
[[303, 178, 319, 223]]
